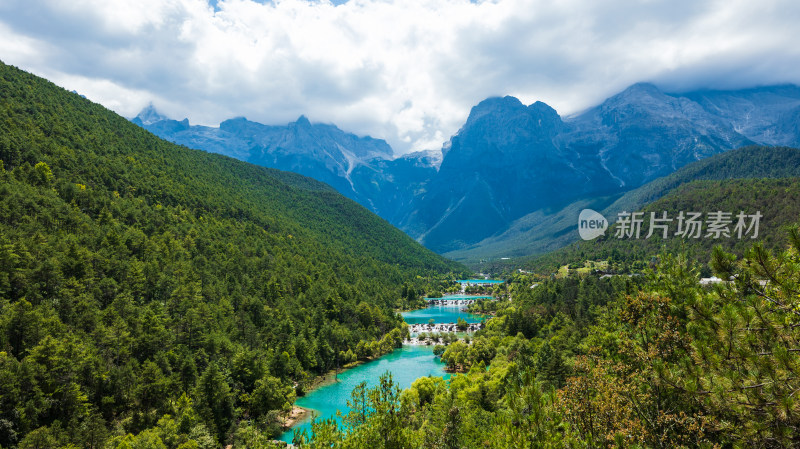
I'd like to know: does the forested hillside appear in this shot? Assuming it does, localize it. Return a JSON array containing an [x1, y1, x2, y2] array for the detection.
[[603, 145, 800, 217], [0, 61, 464, 448], [449, 145, 800, 265], [523, 177, 800, 274]]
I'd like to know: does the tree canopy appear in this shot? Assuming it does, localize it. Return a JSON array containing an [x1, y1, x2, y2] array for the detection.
[[0, 60, 464, 448]]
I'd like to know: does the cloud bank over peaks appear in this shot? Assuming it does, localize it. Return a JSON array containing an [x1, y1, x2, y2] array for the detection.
[[2, 0, 800, 154]]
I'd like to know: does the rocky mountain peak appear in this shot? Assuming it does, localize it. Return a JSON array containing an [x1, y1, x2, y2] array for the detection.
[[464, 96, 526, 126], [132, 103, 170, 126]]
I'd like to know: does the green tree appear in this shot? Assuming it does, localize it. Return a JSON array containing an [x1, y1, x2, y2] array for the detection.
[[32, 162, 53, 187], [535, 341, 567, 389], [193, 363, 233, 445], [250, 375, 295, 418]]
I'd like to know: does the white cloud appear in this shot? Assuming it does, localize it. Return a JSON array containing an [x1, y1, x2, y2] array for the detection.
[[1, 0, 799, 154]]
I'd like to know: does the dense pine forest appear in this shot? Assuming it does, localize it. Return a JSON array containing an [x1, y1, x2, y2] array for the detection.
[[0, 61, 465, 448]]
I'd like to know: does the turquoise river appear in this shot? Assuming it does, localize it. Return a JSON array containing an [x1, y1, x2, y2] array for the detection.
[[278, 295, 489, 443]]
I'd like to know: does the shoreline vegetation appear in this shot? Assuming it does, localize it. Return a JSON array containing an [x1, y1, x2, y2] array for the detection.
[[300, 244, 800, 447], [281, 289, 496, 435], [280, 280, 505, 439], [279, 349, 389, 434]]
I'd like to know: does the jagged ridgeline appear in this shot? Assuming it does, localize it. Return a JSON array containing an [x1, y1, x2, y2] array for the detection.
[[0, 61, 463, 447]]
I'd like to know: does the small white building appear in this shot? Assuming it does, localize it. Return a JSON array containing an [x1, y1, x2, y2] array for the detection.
[[699, 276, 724, 285]]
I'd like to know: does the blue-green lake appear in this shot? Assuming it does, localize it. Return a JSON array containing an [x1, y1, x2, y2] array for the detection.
[[280, 295, 491, 443], [279, 297, 491, 443], [402, 301, 487, 325], [278, 345, 448, 443], [423, 295, 494, 300], [457, 279, 504, 284]]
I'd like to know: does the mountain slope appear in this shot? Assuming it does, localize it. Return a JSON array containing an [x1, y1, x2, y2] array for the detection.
[[564, 82, 754, 188], [446, 145, 800, 264], [0, 61, 463, 447], [133, 109, 436, 228], [601, 145, 800, 217], [520, 176, 800, 274], [408, 96, 619, 253], [412, 83, 778, 253], [684, 84, 800, 146]]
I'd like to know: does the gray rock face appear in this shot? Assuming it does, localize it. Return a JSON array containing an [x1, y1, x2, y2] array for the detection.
[[408, 96, 619, 253], [683, 85, 800, 146], [565, 83, 753, 188]]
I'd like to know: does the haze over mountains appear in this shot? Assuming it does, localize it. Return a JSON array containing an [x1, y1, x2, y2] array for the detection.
[[133, 83, 800, 261]]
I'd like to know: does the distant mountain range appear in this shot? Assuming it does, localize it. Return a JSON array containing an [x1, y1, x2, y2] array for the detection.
[[132, 83, 800, 262], [131, 107, 437, 226]]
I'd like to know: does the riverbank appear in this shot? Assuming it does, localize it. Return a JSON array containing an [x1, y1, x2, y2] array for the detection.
[[279, 351, 394, 438], [294, 304, 482, 398], [282, 406, 310, 429], [300, 353, 387, 395]]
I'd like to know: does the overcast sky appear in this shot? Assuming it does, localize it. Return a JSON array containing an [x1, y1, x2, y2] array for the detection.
[[1, 0, 799, 155]]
